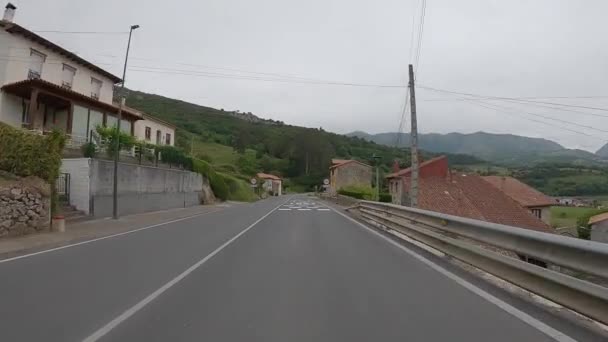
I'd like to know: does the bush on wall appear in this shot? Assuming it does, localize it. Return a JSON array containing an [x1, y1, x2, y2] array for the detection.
[[0, 122, 65, 182], [0, 122, 65, 214]]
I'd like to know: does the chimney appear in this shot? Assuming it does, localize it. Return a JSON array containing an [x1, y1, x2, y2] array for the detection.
[[392, 159, 400, 173], [3, 3, 16, 22]]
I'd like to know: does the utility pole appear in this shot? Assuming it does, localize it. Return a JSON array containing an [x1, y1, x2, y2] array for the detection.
[[372, 154, 381, 201], [112, 24, 140, 219], [408, 64, 419, 207]]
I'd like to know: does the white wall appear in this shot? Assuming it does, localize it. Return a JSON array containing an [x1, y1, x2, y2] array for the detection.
[[60, 158, 91, 214], [0, 30, 116, 104], [0, 93, 23, 127], [134, 117, 175, 146]]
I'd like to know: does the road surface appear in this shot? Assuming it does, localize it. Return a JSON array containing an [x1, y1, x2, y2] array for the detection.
[[0, 195, 602, 341]]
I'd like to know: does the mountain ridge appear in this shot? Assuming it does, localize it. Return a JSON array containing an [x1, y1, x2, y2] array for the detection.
[[347, 131, 605, 166]]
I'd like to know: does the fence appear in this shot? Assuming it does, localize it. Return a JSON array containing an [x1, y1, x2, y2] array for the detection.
[[55, 172, 70, 203], [353, 200, 608, 325]]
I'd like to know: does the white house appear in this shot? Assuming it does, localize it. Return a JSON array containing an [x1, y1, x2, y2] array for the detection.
[[0, 3, 142, 146], [134, 113, 176, 146]]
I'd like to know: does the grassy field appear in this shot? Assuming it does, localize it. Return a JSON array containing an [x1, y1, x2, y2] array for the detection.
[[550, 206, 597, 228]]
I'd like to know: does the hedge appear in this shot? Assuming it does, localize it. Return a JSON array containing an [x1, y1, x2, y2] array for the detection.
[[338, 185, 375, 200], [0, 122, 65, 183], [0, 122, 65, 214], [379, 193, 392, 203]]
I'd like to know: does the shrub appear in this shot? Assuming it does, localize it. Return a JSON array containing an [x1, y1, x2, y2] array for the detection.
[[0, 123, 65, 214], [81, 142, 97, 158], [379, 193, 392, 203], [96, 125, 136, 158], [576, 209, 608, 240], [338, 185, 374, 200]]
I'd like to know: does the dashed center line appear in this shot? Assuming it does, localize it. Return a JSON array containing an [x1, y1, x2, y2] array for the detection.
[[298, 208, 312, 211]]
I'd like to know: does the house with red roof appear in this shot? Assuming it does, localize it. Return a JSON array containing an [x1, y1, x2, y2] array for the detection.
[[256, 173, 282, 196], [482, 176, 555, 225], [386, 156, 552, 233], [329, 159, 372, 194]]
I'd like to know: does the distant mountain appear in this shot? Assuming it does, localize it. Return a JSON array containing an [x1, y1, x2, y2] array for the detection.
[[596, 143, 608, 158], [347, 131, 605, 166]]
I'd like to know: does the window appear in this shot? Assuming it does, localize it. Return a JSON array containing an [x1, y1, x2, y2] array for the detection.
[[165, 133, 171, 145], [91, 77, 102, 99], [145, 126, 151, 140], [28, 49, 46, 79], [156, 130, 162, 144], [531, 209, 542, 219], [62, 64, 76, 89]]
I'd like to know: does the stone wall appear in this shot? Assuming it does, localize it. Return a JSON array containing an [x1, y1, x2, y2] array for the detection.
[[335, 163, 372, 190], [0, 173, 50, 238]]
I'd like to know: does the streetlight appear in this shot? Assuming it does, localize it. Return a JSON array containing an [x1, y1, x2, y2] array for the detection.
[[113, 24, 140, 219], [372, 153, 381, 201]]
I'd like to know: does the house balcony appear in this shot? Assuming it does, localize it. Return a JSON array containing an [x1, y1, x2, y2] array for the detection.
[[1, 78, 143, 155]]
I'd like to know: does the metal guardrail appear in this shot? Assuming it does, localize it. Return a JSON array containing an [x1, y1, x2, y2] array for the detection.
[[355, 200, 608, 325]]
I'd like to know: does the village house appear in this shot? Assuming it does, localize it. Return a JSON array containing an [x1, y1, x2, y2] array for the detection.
[[256, 173, 282, 196], [329, 159, 372, 194], [587, 213, 608, 244], [482, 176, 554, 225], [133, 112, 176, 146], [386, 156, 552, 233], [0, 3, 145, 147]]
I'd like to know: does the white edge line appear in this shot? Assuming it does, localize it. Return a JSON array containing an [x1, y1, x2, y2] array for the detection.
[[0, 209, 223, 264], [328, 206, 577, 342], [82, 197, 291, 342]]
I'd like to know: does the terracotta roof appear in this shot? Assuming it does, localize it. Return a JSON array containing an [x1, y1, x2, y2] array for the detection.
[[589, 212, 608, 225], [329, 159, 371, 170], [1, 79, 142, 120], [483, 176, 555, 208], [386, 156, 446, 179], [0, 20, 121, 83], [403, 174, 553, 233], [256, 173, 281, 180]]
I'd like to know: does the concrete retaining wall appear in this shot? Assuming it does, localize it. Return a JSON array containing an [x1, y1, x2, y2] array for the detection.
[[60, 158, 91, 214], [60, 158, 208, 218]]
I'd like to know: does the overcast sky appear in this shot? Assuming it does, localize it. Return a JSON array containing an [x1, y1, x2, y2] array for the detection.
[[12, 0, 608, 151]]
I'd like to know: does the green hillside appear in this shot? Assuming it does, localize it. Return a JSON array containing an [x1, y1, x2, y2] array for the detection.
[[120, 89, 483, 190]]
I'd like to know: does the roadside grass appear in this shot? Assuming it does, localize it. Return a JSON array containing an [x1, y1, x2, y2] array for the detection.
[[550, 206, 597, 228]]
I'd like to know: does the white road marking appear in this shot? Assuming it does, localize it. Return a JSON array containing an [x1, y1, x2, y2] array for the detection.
[[82, 198, 292, 342], [278, 208, 291, 211], [328, 206, 577, 342], [0, 209, 224, 264], [317, 209, 331, 211], [298, 208, 312, 211]]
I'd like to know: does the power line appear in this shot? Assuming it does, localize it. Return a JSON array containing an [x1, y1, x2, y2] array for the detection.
[[414, 0, 427, 75], [467, 98, 608, 133], [128, 66, 405, 88], [419, 85, 608, 112], [421, 95, 608, 118], [463, 99, 607, 141], [32, 30, 129, 35]]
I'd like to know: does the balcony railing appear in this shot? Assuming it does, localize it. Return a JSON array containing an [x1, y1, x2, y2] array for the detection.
[[27, 70, 41, 80], [61, 81, 72, 90]]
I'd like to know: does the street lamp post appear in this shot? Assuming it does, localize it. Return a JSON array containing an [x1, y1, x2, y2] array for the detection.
[[113, 24, 140, 219]]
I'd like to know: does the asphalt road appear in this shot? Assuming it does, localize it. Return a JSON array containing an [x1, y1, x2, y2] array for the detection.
[[0, 195, 601, 341]]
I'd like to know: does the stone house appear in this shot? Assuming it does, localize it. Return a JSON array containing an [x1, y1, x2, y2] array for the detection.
[[329, 159, 372, 194], [256, 173, 282, 196], [588, 213, 608, 243], [482, 176, 554, 225]]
